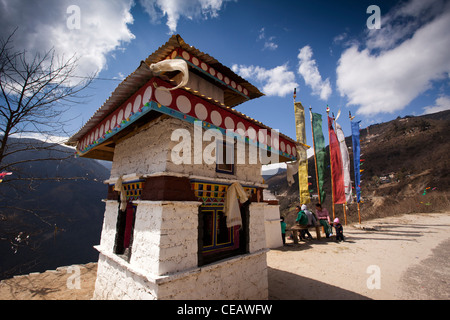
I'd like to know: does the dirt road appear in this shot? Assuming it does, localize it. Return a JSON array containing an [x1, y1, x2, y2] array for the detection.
[[1, 212, 449, 300], [268, 212, 450, 300]]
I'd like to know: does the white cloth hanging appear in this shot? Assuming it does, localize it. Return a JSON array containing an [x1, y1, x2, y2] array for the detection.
[[114, 176, 127, 211], [336, 122, 353, 204], [224, 182, 249, 228], [286, 143, 309, 186], [286, 160, 299, 186]]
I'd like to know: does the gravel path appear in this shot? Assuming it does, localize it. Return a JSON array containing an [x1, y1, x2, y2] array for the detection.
[[1, 212, 449, 300]]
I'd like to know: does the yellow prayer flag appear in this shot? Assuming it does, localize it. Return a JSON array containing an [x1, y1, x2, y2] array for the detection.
[[294, 102, 311, 204]]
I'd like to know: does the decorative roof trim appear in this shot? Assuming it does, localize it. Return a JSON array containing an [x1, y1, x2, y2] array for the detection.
[[75, 77, 297, 162], [68, 35, 263, 145], [144, 35, 263, 101], [166, 48, 250, 102]]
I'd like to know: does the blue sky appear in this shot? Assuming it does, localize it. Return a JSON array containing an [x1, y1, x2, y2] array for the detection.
[[1, 0, 449, 156]]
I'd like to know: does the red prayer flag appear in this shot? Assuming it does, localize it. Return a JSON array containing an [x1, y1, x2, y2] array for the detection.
[[328, 116, 346, 204]]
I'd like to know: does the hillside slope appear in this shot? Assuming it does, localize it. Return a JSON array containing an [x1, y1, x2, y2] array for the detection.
[[267, 110, 450, 228], [0, 138, 110, 280]]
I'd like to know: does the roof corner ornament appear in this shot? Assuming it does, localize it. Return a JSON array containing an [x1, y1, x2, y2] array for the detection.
[[149, 59, 189, 91]]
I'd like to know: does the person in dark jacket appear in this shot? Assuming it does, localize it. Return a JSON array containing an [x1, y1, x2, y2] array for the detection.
[[333, 218, 344, 242], [280, 216, 287, 246], [296, 205, 312, 240]]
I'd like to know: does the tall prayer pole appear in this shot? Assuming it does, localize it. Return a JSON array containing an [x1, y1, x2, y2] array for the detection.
[[326, 106, 335, 220]]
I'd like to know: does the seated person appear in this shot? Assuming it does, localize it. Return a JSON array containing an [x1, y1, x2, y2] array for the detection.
[[296, 205, 312, 240], [315, 203, 332, 238]]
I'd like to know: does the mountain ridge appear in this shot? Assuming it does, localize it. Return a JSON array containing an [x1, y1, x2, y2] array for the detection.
[[266, 110, 450, 228], [0, 138, 110, 280]]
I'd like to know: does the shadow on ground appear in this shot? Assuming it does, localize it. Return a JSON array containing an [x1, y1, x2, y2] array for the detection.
[[268, 267, 371, 300]]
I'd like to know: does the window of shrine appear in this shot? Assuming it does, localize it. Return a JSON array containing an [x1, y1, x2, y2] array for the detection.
[[198, 201, 249, 266], [216, 140, 234, 174]]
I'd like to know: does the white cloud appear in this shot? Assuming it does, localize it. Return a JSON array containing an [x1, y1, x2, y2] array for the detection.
[[333, 33, 348, 44], [0, 0, 135, 80], [139, 0, 235, 34], [232, 63, 298, 97], [365, 0, 446, 51], [14, 132, 72, 147], [114, 72, 126, 81], [297, 45, 332, 101], [423, 95, 450, 114], [263, 39, 278, 51], [258, 27, 278, 51], [336, 0, 450, 116]]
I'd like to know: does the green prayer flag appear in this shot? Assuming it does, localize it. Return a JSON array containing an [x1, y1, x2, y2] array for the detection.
[[312, 112, 326, 203]]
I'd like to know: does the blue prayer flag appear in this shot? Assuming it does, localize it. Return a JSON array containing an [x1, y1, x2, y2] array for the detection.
[[351, 121, 361, 203]]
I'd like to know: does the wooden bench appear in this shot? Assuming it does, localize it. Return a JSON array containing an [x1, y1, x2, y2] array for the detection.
[[289, 224, 322, 243]]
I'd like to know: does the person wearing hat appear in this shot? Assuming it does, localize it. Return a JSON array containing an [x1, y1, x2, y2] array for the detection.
[[302, 204, 317, 228], [296, 205, 312, 240], [333, 217, 344, 242]]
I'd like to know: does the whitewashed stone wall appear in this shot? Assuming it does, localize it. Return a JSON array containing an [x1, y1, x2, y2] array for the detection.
[[130, 201, 200, 276], [93, 202, 269, 300], [98, 201, 120, 251], [94, 253, 158, 300], [157, 250, 268, 300], [110, 117, 171, 178], [95, 116, 271, 300], [94, 249, 268, 300], [264, 205, 283, 249], [248, 203, 268, 253], [110, 117, 263, 185]]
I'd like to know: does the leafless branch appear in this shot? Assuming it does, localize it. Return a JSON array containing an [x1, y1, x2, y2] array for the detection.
[[0, 29, 98, 245], [0, 30, 95, 169]]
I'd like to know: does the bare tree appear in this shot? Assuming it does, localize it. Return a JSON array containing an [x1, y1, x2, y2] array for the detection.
[[0, 30, 94, 173], [0, 30, 97, 260]]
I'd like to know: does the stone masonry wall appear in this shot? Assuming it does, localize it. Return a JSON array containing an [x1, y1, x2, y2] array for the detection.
[[130, 201, 201, 276], [249, 203, 268, 253], [110, 117, 263, 185], [110, 117, 170, 178], [93, 200, 269, 300], [93, 249, 268, 300], [93, 254, 158, 300], [98, 201, 119, 252], [157, 251, 268, 300], [264, 204, 283, 248], [95, 115, 270, 299]]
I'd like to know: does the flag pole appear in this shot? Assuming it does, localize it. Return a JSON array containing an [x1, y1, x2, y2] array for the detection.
[[343, 204, 347, 225], [326, 106, 335, 220], [309, 106, 322, 205], [357, 193, 361, 224], [350, 111, 361, 224]]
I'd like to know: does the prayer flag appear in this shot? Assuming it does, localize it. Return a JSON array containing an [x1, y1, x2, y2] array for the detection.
[[0, 171, 12, 183], [351, 121, 362, 203], [311, 112, 326, 203], [328, 116, 346, 204], [335, 121, 353, 204], [294, 102, 311, 204]]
